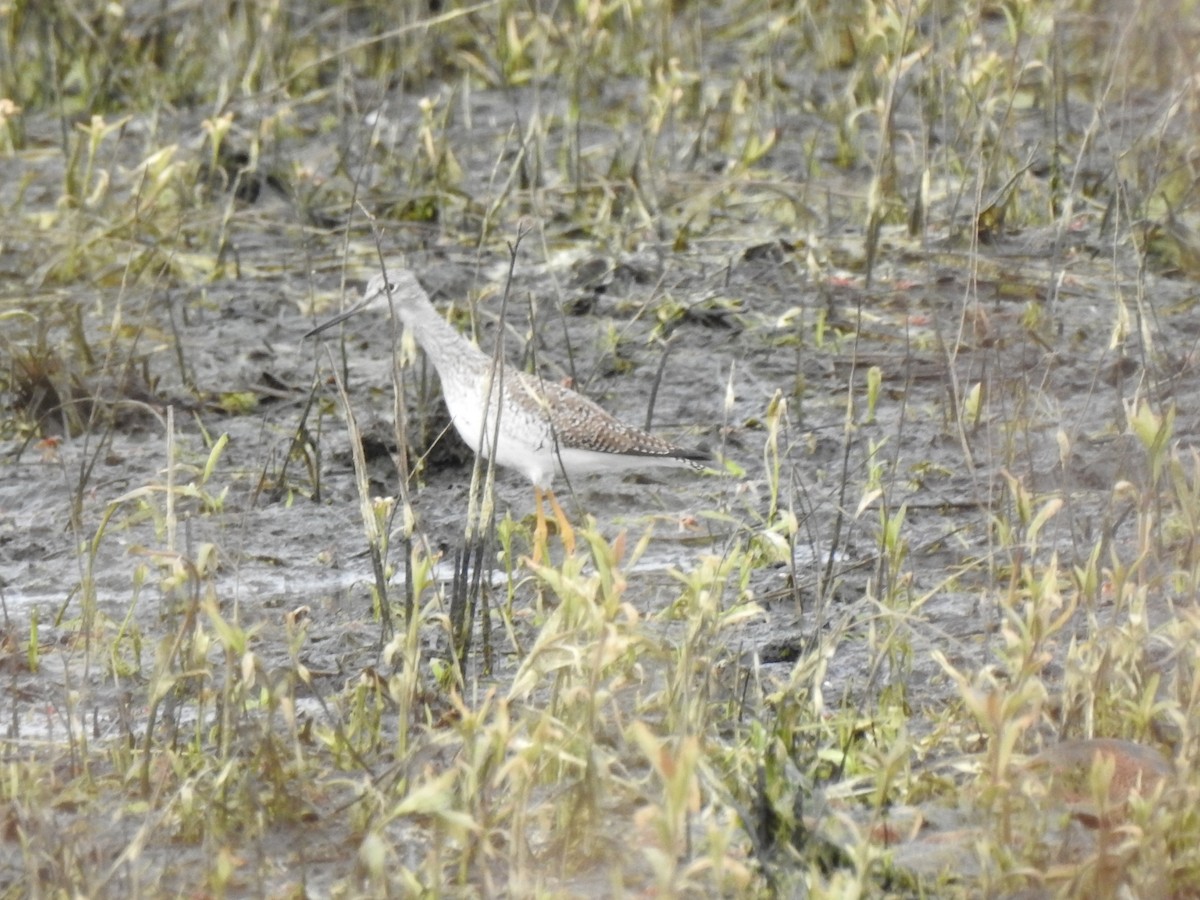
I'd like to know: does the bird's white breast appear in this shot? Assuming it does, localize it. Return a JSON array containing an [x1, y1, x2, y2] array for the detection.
[[442, 369, 557, 487]]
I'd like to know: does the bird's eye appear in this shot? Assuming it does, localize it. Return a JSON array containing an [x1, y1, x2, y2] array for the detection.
[[385, 281, 395, 292]]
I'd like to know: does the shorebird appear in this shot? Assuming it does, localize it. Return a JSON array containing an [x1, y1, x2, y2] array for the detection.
[[306, 264, 710, 556]]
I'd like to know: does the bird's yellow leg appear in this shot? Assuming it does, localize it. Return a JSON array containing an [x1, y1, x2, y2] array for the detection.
[[546, 489, 576, 555], [532, 486, 549, 564]]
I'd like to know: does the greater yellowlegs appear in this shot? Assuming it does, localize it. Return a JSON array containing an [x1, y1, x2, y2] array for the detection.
[[306, 264, 710, 554]]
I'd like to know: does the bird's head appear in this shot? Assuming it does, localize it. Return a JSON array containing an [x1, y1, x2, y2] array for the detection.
[[304, 265, 421, 339]]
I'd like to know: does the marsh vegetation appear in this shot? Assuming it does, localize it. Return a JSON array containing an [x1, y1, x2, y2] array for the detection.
[[2, 0, 1200, 895]]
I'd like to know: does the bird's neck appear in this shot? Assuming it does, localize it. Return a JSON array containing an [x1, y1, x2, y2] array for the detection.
[[399, 298, 484, 374]]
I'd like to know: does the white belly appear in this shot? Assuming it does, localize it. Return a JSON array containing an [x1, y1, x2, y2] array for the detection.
[[443, 374, 557, 487]]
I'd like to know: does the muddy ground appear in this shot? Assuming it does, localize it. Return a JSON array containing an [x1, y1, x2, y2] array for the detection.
[[3, 3, 1200, 895]]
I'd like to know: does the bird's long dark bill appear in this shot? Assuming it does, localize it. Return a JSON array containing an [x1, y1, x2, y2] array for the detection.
[[304, 296, 374, 339]]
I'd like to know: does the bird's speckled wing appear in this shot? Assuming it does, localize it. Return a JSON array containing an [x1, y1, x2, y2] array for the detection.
[[512, 371, 709, 463]]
